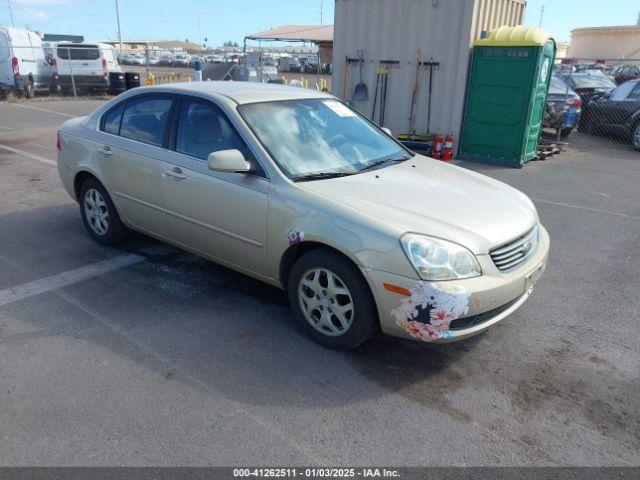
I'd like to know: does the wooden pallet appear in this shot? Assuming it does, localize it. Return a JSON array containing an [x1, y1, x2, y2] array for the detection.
[[535, 142, 560, 160]]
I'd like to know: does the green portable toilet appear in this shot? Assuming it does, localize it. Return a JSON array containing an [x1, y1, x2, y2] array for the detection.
[[460, 26, 556, 167]]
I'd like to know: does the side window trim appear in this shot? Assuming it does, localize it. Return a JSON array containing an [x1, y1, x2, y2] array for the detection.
[[100, 93, 176, 148], [170, 94, 268, 179], [100, 101, 125, 135]]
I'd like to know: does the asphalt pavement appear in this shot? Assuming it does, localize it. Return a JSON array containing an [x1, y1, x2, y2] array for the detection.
[[0, 97, 638, 466]]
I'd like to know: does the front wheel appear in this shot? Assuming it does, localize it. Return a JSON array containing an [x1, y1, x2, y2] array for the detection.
[[633, 124, 640, 152], [288, 250, 379, 349], [79, 178, 127, 245]]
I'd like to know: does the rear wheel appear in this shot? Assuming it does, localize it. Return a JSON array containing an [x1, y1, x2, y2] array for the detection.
[[288, 250, 378, 349], [560, 127, 573, 138], [79, 178, 127, 245], [24, 79, 35, 99], [632, 124, 640, 152]]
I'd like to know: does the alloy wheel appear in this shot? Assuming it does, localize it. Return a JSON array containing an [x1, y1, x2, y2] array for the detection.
[[634, 125, 640, 150], [83, 188, 109, 236], [297, 268, 354, 336]]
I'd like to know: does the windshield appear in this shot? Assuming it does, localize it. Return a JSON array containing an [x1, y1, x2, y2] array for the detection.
[[550, 76, 570, 94], [238, 98, 411, 179], [572, 74, 616, 89]]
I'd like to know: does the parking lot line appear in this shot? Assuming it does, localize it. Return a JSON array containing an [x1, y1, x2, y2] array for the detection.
[[532, 197, 640, 221], [3, 102, 76, 118], [0, 253, 144, 307], [0, 143, 56, 166]]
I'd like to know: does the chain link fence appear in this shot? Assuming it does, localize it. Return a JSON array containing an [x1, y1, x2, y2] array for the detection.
[[0, 44, 331, 102], [546, 58, 640, 153]]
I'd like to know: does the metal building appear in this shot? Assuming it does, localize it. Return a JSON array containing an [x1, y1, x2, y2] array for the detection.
[[332, 0, 526, 144]]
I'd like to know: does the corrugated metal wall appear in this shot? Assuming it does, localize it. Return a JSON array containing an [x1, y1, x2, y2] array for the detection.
[[332, 0, 525, 145], [471, 0, 526, 41]]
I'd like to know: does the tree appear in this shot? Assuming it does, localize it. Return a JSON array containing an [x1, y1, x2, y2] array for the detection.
[[223, 40, 239, 47]]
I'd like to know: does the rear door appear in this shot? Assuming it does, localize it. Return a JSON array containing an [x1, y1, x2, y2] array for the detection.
[[599, 82, 637, 129], [612, 82, 640, 131], [57, 43, 101, 77], [96, 94, 175, 237]]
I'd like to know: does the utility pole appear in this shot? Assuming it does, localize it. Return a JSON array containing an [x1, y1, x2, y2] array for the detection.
[[637, 10, 640, 25], [115, 0, 123, 55], [7, 0, 15, 27], [539, 4, 545, 28], [319, 0, 324, 26], [198, 12, 202, 47]]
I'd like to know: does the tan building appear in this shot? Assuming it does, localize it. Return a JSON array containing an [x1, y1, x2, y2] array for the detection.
[[569, 25, 640, 60], [332, 0, 526, 141]]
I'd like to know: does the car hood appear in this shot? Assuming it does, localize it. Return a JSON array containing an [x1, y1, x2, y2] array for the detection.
[[298, 156, 538, 254]]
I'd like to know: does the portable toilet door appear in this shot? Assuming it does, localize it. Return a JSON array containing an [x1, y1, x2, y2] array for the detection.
[[523, 39, 555, 161], [460, 26, 556, 168]]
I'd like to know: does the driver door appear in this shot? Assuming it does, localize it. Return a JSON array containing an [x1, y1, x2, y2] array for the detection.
[[161, 96, 269, 276]]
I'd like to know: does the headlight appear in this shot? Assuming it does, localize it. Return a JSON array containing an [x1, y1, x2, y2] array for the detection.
[[401, 233, 482, 281]]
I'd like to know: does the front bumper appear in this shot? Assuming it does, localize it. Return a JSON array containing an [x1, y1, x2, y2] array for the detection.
[[366, 225, 550, 344]]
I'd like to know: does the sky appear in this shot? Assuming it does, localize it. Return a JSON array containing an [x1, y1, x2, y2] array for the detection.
[[1, 0, 638, 46]]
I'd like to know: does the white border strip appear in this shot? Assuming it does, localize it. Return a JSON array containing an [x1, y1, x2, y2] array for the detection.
[[0, 253, 144, 306], [0, 143, 56, 166]]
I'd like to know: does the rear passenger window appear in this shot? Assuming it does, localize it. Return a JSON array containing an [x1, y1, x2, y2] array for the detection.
[[102, 104, 124, 135], [120, 96, 173, 146]]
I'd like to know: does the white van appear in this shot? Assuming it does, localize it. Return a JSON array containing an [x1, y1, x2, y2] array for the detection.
[[0, 26, 58, 98], [47, 42, 121, 93]]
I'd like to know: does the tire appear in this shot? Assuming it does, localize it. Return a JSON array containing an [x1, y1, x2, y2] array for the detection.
[[78, 178, 127, 245], [632, 123, 640, 152], [578, 115, 593, 134], [25, 79, 35, 99], [560, 127, 573, 138], [288, 249, 379, 350]]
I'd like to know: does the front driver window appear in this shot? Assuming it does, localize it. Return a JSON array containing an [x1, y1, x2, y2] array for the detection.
[[176, 99, 245, 160]]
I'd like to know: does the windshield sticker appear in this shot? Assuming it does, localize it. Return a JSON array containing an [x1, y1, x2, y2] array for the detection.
[[323, 100, 357, 117], [287, 229, 304, 245], [392, 282, 470, 342]]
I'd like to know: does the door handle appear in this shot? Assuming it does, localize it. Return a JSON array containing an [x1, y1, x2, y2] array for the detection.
[[164, 167, 187, 180], [100, 146, 113, 156]]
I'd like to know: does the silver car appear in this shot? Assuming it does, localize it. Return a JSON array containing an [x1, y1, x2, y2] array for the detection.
[[57, 82, 550, 349]]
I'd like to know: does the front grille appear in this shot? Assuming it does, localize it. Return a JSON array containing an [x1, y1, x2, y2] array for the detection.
[[449, 295, 522, 331], [490, 226, 539, 272]]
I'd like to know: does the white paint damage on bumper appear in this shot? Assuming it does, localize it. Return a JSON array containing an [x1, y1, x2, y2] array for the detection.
[[365, 226, 551, 343]]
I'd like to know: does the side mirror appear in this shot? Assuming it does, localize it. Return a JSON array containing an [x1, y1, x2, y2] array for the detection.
[[381, 127, 392, 136], [207, 149, 251, 173]]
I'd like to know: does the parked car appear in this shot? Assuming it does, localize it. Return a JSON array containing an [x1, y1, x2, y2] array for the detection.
[[147, 54, 161, 66], [614, 64, 640, 85], [574, 63, 614, 77], [159, 53, 174, 66], [57, 82, 549, 350], [579, 79, 640, 150], [278, 56, 300, 73], [172, 53, 190, 67], [127, 53, 146, 66], [0, 26, 59, 98], [544, 76, 582, 137], [566, 71, 616, 104], [301, 58, 320, 74], [50, 42, 121, 93]]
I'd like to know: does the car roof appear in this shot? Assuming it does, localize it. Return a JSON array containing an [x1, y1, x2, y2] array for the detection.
[[145, 81, 333, 105]]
